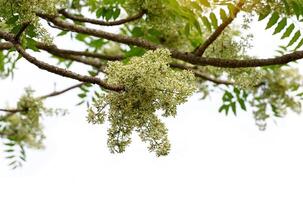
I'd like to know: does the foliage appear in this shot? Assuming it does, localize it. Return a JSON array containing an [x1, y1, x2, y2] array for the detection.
[[1, 0, 303, 165], [0, 88, 63, 169]]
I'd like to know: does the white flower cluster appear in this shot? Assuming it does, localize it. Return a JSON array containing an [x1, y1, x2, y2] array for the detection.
[[87, 49, 196, 156], [0, 0, 66, 22]]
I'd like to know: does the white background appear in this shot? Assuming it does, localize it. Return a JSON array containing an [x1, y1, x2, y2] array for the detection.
[[0, 17, 303, 200]]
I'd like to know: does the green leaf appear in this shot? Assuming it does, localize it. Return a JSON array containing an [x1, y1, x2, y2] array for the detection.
[[26, 24, 38, 37], [57, 30, 68, 36], [219, 104, 229, 115], [125, 47, 146, 57], [78, 93, 86, 98], [287, 30, 301, 46], [201, 16, 212, 31], [6, 15, 19, 25], [105, 9, 113, 21], [220, 9, 228, 22], [295, 38, 303, 50], [238, 99, 246, 111], [258, 6, 271, 21], [132, 27, 144, 37], [223, 91, 233, 102], [273, 18, 287, 35], [266, 12, 279, 29], [0, 51, 4, 73], [209, 12, 218, 29], [112, 8, 121, 20], [231, 102, 236, 115], [198, 0, 210, 7], [26, 38, 39, 52], [96, 8, 104, 18], [75, 33, 88, 42], [281, 24, 295, 39], [184, 23, 190, 35]]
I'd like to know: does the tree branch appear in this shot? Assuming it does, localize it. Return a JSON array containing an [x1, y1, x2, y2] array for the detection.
[[38, 83, 84, 99], [58, 9, 146, 26], [36, 12, 160, 50], [0, 108, 23, 113], [0, 42, 13, 50], [194, 1, 244, 56], [170, 63, 233, 85], [36, 43, 124, 61], [0, 30, 124, 92], [14, 22, 30, 42], [37, 13, 303, 68], [0, 41, 124, 61], [173, 51, 303, 68], [0, 83, 85, 114], [14, 44, 124, 91]]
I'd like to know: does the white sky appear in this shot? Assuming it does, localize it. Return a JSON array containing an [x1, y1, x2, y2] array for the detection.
[[0, 16, 303, 200]]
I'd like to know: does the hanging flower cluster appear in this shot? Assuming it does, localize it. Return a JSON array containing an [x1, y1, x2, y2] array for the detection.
[[87, 49, 196, 156]]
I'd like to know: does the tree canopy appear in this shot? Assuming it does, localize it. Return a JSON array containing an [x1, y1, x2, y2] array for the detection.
[[1, 0, 303, 168]]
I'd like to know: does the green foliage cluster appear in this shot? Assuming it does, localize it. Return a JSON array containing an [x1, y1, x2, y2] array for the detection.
[[1, 0, 303, 161], [251, 67, 303, 130], [0, 0, 65, 23], [256, 0, 303, 50], [0, 89, 45, 168], [0, 88, 64, 168], [87, 49, 195, 156]]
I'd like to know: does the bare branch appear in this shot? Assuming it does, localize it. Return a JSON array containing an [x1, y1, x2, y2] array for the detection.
[[36, 43, 124, 61], [37, 13, 303, 68], [0, 83, 85, 114], [14, 44, 124, 91], [194, 1, 244, 56], [0, 108, 23, 113], [170, 63, 233, 85], [36, 12, 160, 50], [58, 9, 146, 26], [0, 30, 124, 92], [44, 49, 106, 72], [174, 51, 303, 68], [0, 41, 124, 61], [38, 83, 84, 99]]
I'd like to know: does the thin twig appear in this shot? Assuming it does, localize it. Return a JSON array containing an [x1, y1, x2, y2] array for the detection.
[[170, 63, 233, 85], [38, 83, 84, 99], [59, 9, 146, 26], [194, 1, 244, 56]]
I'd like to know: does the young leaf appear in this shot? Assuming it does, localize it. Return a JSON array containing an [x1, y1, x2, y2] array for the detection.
[[266, 12, 279, 29], [273, 18, 287, 35], [287, 30, 301, 46], [281, 23, 295, 39]]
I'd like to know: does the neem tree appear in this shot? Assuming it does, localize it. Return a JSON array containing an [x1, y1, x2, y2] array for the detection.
[[1, 0, 303, 168]]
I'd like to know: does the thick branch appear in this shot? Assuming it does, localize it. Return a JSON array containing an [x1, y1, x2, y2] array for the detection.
[[14, 44, 123, 91], [38, 13, 303, 68], [194, 1, 244, 56], [37, 12, 160, 50], [0, 30, 124, 92], [0, 41, 124, 61], [59, 9, 146, 26], [0, 42, 13, 50], [173, 51, 303, 68]]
